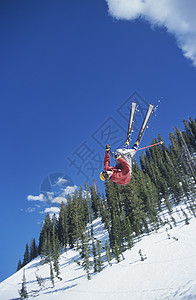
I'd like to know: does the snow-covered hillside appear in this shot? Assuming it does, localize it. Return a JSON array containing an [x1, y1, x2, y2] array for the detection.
[[1, 205, 196, 300]]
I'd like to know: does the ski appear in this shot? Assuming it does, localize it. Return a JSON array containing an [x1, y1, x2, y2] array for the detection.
[[133, 103, 154, 148], [125, 101, 137, 146]]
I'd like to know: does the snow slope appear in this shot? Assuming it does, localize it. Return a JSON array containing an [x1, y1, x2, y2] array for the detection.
[[1, 207, 196, 300]]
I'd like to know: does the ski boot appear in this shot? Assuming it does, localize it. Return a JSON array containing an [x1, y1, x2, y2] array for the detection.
[[132, 141, 139, 150], [123, 140, 129, 150]]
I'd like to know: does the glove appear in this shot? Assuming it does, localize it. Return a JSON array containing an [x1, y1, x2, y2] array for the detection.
[[106, 144, 111, 152]]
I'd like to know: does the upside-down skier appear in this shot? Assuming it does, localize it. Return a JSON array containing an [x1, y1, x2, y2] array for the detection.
[[100, 102, 154, 185], [99, 142, 138, 185]]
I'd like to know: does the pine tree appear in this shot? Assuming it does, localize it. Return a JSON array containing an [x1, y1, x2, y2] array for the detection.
[[78, 185, 90, 225], [168, 128, 196, 203], [22, 243, 30, 267], [84, 182, 93, 224], [90, 180, 100, 219], [82, 230, 91, 280], [72, 190, 86, 249], [51, 214, 61, 280], [105, 240, 112, 266], [171, 216, 177, 226], [99, 194, 110, 230], [39, 213, 53, 264], [79, 232, 85, 259], [92, 239, 97, 273], [176, 128, 196, 182], [50, 261, 55, 287], [110, 210, 124, 251], [64, 189, 87, 250], [57, 202, 67, 250], [122, 213, 133, 249], [144, 174, 159, 224], [96, 240, 103, 272], [30, 238, 37, 261], [181, 208, 190, 225], [183, 117, 196, 153], [129, 192, 146, 236], [35, 269, 45, 289], [138, 249, 147, 261], [113, 240, 121, 263], [17, 259, 22, 271], [66, 195, 75, 248], [18, 269, 28, 299]]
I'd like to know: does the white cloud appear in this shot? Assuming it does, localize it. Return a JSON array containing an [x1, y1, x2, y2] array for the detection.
[[27, 193, 46, 202], [56, 177, 68, 186], [63, 185, 78, 196], [41, 207, 60, 214], [46, 192, 55, 202], [26, 207, 36, 213], [106, 0, 196, 66], [51, 196, 67, 204]]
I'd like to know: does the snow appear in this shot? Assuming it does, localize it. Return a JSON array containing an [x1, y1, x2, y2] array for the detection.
[[1, 206, 196, 300]]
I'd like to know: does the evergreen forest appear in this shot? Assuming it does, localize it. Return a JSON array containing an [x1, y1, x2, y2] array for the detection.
[[17, 117, 196, 282]]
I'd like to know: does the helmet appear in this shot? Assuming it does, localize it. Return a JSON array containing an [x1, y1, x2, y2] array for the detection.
[[100, 172, 106, 181], [100, 171, 109, 181]]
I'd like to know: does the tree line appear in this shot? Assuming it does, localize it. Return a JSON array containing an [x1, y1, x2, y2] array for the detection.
[[17, 116, 196, 281]]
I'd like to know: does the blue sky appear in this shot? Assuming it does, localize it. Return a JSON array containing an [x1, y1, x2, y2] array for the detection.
[[0, 0, 196, 282]]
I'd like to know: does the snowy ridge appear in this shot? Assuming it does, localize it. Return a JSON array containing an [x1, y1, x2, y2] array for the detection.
[[1, 204, 196, 300]]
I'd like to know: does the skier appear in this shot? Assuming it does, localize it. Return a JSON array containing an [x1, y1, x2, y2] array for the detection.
[[99, 143, 138, 185], [100, 101, 154, 185]]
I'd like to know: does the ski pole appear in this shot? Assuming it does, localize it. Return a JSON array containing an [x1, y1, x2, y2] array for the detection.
[[136, 141, 164, 152], [110, 150, 117, 161]]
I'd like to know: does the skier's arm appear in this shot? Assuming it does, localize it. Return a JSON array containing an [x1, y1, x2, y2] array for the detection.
[[104, 151, 111, 171]]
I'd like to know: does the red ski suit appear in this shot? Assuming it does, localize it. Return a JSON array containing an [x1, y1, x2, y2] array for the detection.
[[104, 151, 130, 185]]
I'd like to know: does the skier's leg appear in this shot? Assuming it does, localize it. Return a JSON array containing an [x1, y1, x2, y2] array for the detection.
[[115, 149, 134, 175], [116, 148, 136, 158]]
